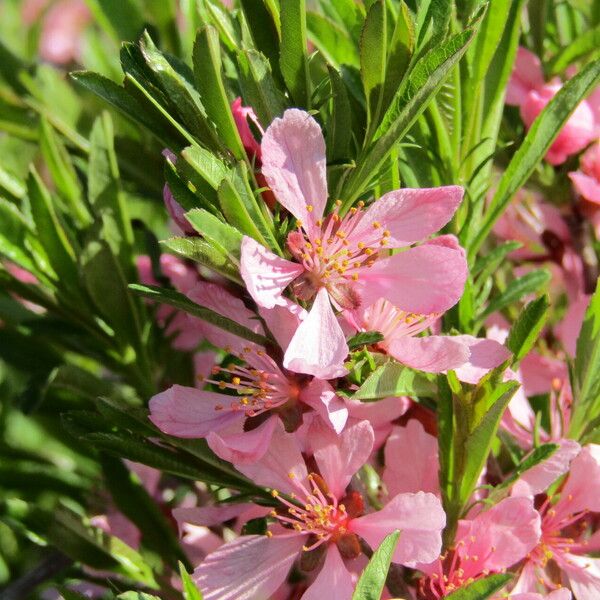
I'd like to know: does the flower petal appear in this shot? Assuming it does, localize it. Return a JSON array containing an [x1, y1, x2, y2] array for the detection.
[[284, 288, 349, 379], [261, 109, 327, 232], [560, 444, 600, 514], [240, 236, 304, 309], [355, 186, 464, 247], [563, 555, 600, 600], [383, 420, 439, 497], [299, 378, 348, 434], [351, 491, 445, 567], [207, 416, 278, 464], [259, 299, 307, 351], [235, 423, 308, 495], [361, 242, 467, 314], [387, 335, 470, 373], [148, 385, 241, 438], [194, 534, 304, 600], [301, 545, 355, 600], [309, 419, 374, 499], [451, 335, 511, 384]]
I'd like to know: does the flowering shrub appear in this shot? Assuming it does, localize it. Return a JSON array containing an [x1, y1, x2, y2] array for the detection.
[[1, 1, 600, 599]]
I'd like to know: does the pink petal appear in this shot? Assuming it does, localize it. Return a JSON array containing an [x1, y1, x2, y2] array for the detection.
[[207, 416, 278, 464], [519, 351, 568, 396], [570, 171, 600, 204], [284, 288, 349, 379], [556, 294, 590, 357], [309, 419, 374, 499], [148, 385, 241, 438], [387, 335, 470, 373], [194, 534, 304, 600], [361, 242, 467, 314], [351, 491, 445, 567], [258, 299, 306, 351], [506, 47, 544, 106], [456, 496, 541, 572], [235, 423, 308, 495], [560, 444, 600, 514], [511, 439, 581, 497], [39, 0, 90, 64], [240, 236, 304, 309], [511, 591, 572, 600], [511, 560, 541, 595], [261, 109, 327, 234], [355, 186, 464, 247], [301, 545, 355, 600], [173, 504, 255, 529], [383, 420, 439, 497], [451, 335, 511, 384], [230, 97, 262, 158], [163, 184, 196, 234], [299, 378, 348, 434], [562, 555, 600, 600]]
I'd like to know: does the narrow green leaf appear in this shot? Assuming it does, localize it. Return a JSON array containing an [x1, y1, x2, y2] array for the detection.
[[307, 12, 360, 68], [179, 562, 204, 600], [237, 49, 286, 126], [347, 331, 384, 350], [472, 241, 522, 280], [570, 278, 600, 440], [279, 0, 310, 107], [506, 295, 550, 363], [327, 66, 353, 163], [193, 27, 246, 159], [549, 24, 600, 75], [239, 0, 281, 78], [470, 59, 600, 257], [181, 145, 229, 190], [129, 283, 270, 346], [0, 200, 37, 273], [86, 0, 145, 42], [39, 118, 90, 226], [185, 209, 243, 260], [445, 573, 513, 599], [161, 236, 242, 283], [478, 270, 551, 321], [352, 530, 400, 600], [353, 361, 437, 401], [360, 0, 387, 129]]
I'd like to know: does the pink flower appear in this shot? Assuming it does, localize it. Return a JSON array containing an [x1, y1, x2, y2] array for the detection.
[[346, 295, 510, 380], [38, 0, 91, 65], [569, 143, 600, 237], [419, 497, 541, 599], [231, 98, 263, 160], [195, 420, 445, 600], [506, 48, 595, 165], [241, 109, 467, 378], [513, 445, 600, 599], [149, 282, 349, 463]]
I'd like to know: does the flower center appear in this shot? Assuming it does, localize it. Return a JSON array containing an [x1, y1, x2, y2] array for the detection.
[[287, 201, 390, 308], [200, 347, 298, 417], [269, 473, 351, 552]]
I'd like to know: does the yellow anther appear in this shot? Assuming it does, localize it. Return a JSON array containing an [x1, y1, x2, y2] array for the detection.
[[307, 204, 314, 212], [357, 241, 366, 249], [232, 377, 241, 385], [358, 201, 365, 208], [352, 273, 359, 281], [336, 231, 347, 239], [266, 530, 273, 538], [365, 248, 374, 256], [271, 489, 279, 497], [241, 397, 249, 405], [316, 219, 323, 227], [288, 472, 296, 479], [350, 207, 357, 214], [335, 199, 342, 206], [372, 221, 382, 229], [383, 230, 391, 237], [218, 381, 227, 389]]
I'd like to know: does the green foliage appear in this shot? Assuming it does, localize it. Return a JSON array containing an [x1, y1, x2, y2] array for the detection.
[[444, 573, 513, 599]]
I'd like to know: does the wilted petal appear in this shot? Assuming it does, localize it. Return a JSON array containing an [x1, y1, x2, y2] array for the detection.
[[240, 236, 304, 308], [355, 186, 464, 247], [194, 534, 304, 600], [149, 385, 241, 438], [351, 491, 445, 567], [261, 109, 327, 234], [301, 545, 355, 600], [284, 288, 349, 379]]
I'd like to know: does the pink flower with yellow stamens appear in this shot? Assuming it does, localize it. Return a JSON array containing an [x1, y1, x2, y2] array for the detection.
[[241, 109, 468, 379]]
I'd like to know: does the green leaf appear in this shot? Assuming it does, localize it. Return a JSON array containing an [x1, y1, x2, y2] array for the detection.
[[237, 49, 286, 126], [117, 593, 162, 600], [549, 24, 600, 75], [445, 573, 513, 599], [470, 59, 600, 257], [570, 278, 600, 440], [353, 361, 437, 401], [39, 117, 90, 226], [193, 27, 246, 160], [179, 562, 204, 600], [88, 112, 133, 265], [327, 66, 353, 163], [86, 0, 145, 42], [279, 0, 310, 107], [472, 241, 522, 280], [185, 209, 243, 261], [347, 331, 384, 351], [352, 530, 400, 600], [0, 199, 37, 273], [129, 283, 270, 347], [478, 270, 551, 321], [507, 295, 549, 363], [161, 236, 242, 283], [181, 145, 229, 191], [307, 13, 360, 69], [360, 0, 387, 129], [27, 166, 79, 290], [342, 22, 479, 205]]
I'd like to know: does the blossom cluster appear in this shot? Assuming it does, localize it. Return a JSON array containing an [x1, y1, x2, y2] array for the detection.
[[122, 49, 600, 599]]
